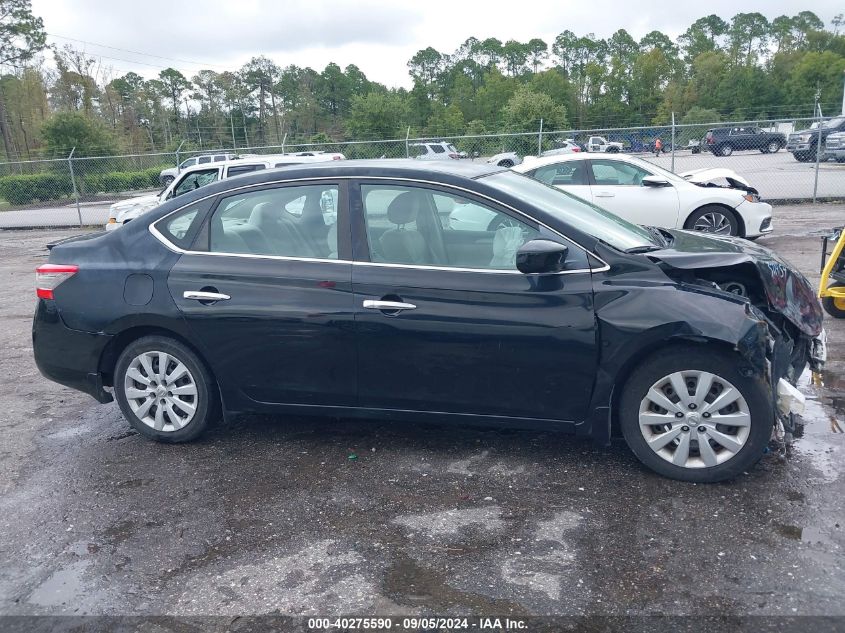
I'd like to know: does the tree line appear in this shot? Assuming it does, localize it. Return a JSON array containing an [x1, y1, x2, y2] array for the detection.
[[0, 0, 844, 161]]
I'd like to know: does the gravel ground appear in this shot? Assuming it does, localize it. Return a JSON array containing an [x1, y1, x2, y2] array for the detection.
[[0, 204, 844, 629]]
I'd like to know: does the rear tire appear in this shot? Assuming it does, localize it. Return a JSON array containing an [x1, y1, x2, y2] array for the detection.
[[794, 150, 814, 163], [498, 159, 514, 168], [684, 205, 741, 237], [114, 335, 218, 443], [619, 347, 773, 482], [719, 144, 733, 157], [822, 285, 845, 318], [764, 140, 781, 153]]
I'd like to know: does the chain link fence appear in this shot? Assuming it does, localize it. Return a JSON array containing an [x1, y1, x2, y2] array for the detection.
[[0, 116, 842, 229]]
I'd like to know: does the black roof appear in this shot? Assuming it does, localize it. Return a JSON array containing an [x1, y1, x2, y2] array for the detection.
[[144, 159, 508, 226]]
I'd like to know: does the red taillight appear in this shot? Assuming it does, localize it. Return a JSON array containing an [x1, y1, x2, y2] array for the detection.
[[35, 264, 78, 299], [706, 132, 714, 144], [572, 147, 581, 152], [449, 153, 460, 159], [332, 155, 342, 160]]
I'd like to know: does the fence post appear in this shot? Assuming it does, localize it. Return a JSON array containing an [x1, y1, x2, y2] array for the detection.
[[67, 147, 83, 229], [813, 107, 822, 203], [230, 112, 237, 149], [405, 126, 411, 158], [538, 118, 544, 155], [670, 112, 676, 173], [175, 140, 185, 174]]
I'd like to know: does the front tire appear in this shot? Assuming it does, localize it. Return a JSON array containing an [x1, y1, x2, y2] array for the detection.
[[114, 335, 217, 443], [619, 347, 773, 482], [497, 159, 514, 168], [822, 285, 845, 318], [684, 205, 741, 237]]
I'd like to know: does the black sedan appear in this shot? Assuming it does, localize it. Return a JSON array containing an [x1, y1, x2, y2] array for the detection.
[[33, 161, 825, 482]]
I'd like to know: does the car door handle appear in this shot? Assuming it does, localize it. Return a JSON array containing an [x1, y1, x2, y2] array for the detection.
[[362, 300, 416, 311], [183, 290, 230, 302], [594, 191, 615, 198]]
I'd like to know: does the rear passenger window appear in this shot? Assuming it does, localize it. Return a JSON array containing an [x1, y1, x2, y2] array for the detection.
[[209, 185, 339, 259], [430, 144, 445, 153], [530, 163, 588, 186], [226, 164, 266, 177]]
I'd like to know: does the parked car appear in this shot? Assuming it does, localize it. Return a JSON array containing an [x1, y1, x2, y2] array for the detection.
[[703, 127, 786, 157], [509, 154, 772, 238], [787, 116, 845, 162], [486, 151, 522, 167], [540, 139, 582, 156], [824, 131, 845, 162], [688, 139, 701, 154], [159, 153, 237, 186], [409, 141, 461, 160], [34, 160, 823, 482], [106, 153, 345, 230], [586, 136, 623, 153]]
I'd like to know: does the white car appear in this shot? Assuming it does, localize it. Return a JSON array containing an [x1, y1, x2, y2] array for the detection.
[[449, 153, 772, 238], [106, 153, 345, 230], [540, 139, 583, 156], [486, 151, 521, 167], [410, 141, 461, 160]]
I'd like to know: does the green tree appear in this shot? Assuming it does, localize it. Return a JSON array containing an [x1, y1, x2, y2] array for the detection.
[[41, 111, 117, 157], [347, 91, 408, 139]]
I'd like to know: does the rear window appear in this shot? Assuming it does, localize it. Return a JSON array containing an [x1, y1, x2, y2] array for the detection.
[[227, 164, 266, 177]]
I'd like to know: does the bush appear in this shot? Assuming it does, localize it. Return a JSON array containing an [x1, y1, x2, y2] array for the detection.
[[0, 174, 74, 205], [84, 167, 161, 194], [0, 167, 164, 205]]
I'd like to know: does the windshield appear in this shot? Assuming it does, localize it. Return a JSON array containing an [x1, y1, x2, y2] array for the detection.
[[822, 117, 845, 129], [485, 171, 658, 251]]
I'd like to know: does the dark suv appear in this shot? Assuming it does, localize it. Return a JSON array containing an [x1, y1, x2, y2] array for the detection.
[[703, 127, 787, 157], [787, 116, 845, 162]]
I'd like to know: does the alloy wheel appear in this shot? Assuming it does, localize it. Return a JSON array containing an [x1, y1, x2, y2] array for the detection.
[[123, 350, 198, 432], [692, 211, 732, 235], [638, 370, 751, 469], [767, 141, 780, 153]]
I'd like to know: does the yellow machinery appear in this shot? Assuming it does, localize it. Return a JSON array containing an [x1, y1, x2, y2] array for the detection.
[[820, 226, 845, 318]]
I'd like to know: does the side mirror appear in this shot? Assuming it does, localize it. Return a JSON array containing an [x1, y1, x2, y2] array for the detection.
[[516, 239, 569, 274], [642, 175, 671, 187]]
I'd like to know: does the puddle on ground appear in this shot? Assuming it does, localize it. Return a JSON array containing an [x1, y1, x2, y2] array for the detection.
[[790, 371, 844, 483], [27, 560, 88, 608], [774, 523, 837, 546]]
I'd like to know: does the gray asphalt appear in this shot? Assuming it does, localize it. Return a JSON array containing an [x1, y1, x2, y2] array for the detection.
[[0, 206, 844, 625]]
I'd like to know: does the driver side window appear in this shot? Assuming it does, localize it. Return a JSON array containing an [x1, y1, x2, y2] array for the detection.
[[589, 159, 651, 186], [361, 184, 540, 270], [172, 169, 219, 198]]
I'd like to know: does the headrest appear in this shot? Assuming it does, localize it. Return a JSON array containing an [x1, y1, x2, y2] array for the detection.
[[386, 191, 420, 226], [248, 201, 275, 225]]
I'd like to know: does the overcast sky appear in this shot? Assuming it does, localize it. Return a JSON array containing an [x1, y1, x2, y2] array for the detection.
[[30, 0, 844, 88]]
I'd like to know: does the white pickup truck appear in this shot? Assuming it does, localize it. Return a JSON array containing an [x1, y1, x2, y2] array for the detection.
[[586, 136, 623, 153]]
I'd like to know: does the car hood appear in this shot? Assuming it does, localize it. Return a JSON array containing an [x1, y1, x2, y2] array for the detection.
[[109, 194, 161, 219], [679, 167, 753, 191], [647, 229, 824, 337]]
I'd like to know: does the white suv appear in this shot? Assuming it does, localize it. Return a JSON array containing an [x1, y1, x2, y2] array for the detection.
[[107, 153, 345, 230], [410, 141, 462, 160], [159, 153, 237, 186]]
